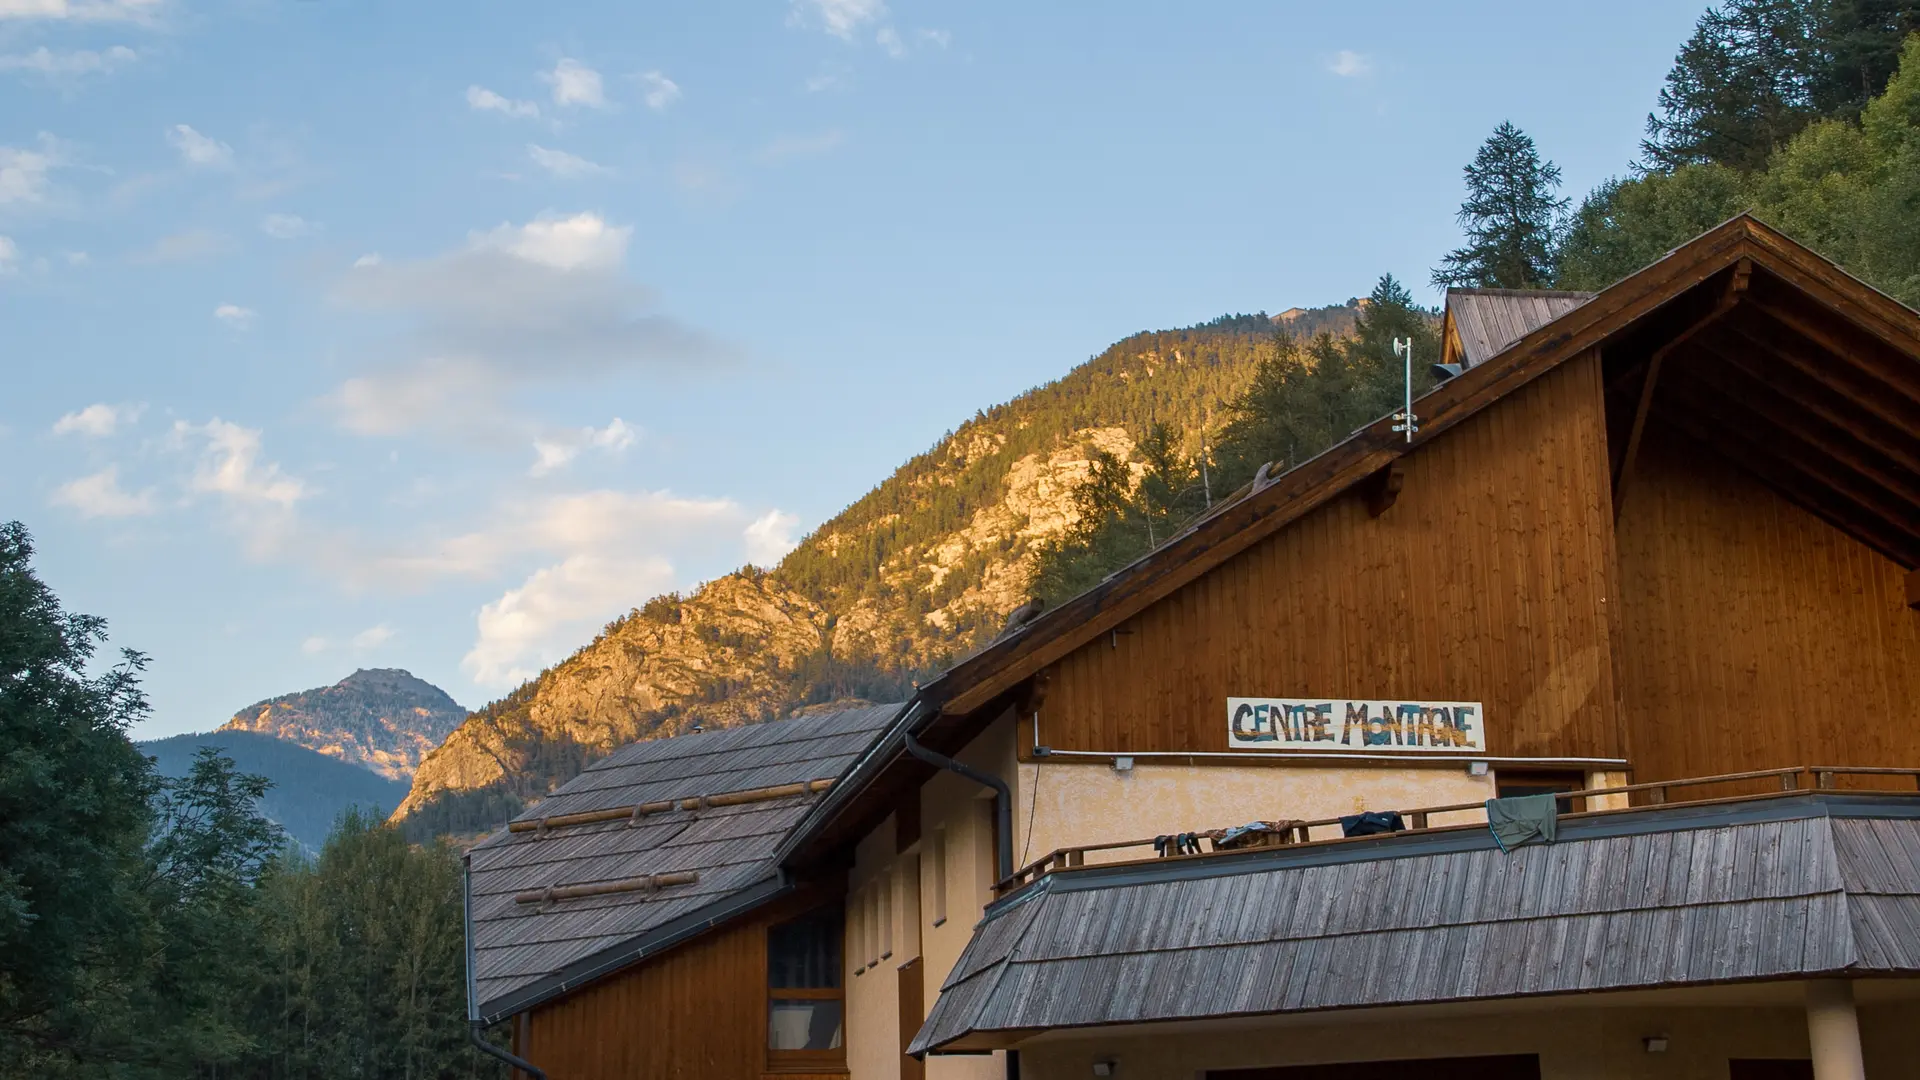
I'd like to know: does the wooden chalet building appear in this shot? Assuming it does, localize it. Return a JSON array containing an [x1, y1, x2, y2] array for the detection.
[[464, 216, 1920, 1080]]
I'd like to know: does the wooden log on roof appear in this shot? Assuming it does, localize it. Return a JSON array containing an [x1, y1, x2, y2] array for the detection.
[[513, 870, 700, 906], [508, 777, 837, 834]]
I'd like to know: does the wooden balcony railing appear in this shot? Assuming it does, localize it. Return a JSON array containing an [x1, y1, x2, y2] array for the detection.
[[994, 765, 1920, 897]]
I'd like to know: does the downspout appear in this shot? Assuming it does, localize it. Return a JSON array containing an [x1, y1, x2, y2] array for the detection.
[[464, 854, 549, 1080], [904, 731, 1014, 883]]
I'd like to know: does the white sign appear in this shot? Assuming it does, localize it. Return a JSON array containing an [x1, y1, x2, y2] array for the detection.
[[1228, 698, 1485, 752]]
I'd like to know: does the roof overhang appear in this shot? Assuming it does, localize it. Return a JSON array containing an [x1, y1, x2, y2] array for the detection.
[[911, 791, 1920, 1054]]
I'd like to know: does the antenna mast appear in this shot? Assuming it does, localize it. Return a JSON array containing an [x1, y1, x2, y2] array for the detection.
[[1392, 337, 1420, 443]]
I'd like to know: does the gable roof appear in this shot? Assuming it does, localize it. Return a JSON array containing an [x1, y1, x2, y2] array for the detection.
[[1441, 287, 1595, 369], [465, 702, 902, 1022], [779, 213, 1920, 868]]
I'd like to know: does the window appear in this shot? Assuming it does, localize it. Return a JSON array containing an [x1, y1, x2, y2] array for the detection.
[[1496, 770, 1586, 814], [929, 827, 948, 926], [767, 905, 844, 1070]]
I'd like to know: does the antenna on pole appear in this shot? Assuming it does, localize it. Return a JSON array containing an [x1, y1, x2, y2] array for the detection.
[[1392, 337, 1419, 443]]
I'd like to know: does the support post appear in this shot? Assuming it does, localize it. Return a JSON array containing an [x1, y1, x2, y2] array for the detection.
[[1805, 979, 1866, 1080]]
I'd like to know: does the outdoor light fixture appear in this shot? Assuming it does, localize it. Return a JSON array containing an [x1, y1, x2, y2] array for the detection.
[[1468, 761, 1490, 776], [1092, 1062, 1117, 1076], [1643, 1036, 1669, 1053], [1112, 756, 1134, 772]]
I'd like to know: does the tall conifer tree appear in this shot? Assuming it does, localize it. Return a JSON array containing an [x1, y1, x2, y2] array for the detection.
[[1432, 122, 1566, 290]]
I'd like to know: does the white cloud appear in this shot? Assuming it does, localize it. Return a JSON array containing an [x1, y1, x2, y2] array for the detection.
[[437, 489, 742, 686], [300, 635, 329, 655], [0, 0, 161, 21], [50, 466, 156, 518], [166, 123, 232, 168], [1328, 50, 1371, 78], [465, 553, 678, 685], [466, 84, 539, 119], [542, 58, 605, 108], [916, 28, 951, 48], [0, 44, 136, 76], [528, 417, 637, 476], [327, 212, 727, 434], [876, 27, 904, 58], [260, 213, 317, 239], [53, 401, 143, 437], [0, 140, 58, 205], [744, 509, 800, 566], [790, 0, 887, 40], [213, 303, 256, 327], [0, 235, 15, 273], [761, 130, 845, 163], [351, 623, 395, 649], [174, 418, 306, 508], [352, 252, 381, 267], [637, 70, 680, 111], [527, 144, 610, 179]]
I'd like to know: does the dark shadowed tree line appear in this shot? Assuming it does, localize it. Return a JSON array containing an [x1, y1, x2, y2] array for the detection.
[[0, 521, 501, 1080]]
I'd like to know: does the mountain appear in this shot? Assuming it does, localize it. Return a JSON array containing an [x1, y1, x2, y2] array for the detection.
[[219, 668, 466, 781], [394, 303, 1363, 838], [142, 729, 410, 852]]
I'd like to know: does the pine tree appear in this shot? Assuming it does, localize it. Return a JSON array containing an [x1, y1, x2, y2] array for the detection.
[[1642, 0, 1819, 171], [1432, 122, 1567, 289], [1808, 0, 1920, 119]]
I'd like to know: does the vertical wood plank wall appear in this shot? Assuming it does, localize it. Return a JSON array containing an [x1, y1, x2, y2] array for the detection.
[[524, 893, 846, 1080], [1040, 351, 1624, 761], [1614, 426, 1920, 782]]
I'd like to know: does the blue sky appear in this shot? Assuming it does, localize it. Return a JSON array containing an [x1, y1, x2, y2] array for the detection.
[[2, 0, 1704, 738]]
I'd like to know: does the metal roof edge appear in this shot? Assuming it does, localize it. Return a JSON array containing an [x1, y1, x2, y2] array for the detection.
[[476, 871, 793, 1024]]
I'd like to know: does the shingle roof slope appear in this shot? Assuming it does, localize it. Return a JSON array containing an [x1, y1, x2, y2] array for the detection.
[[468, 702, 901, 1018], [912, 795, 1920, 1053], [1446, 288, 1595, 368]]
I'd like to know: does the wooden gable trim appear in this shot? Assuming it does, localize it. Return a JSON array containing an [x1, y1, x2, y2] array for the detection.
[[927, 215, 1920, 719]]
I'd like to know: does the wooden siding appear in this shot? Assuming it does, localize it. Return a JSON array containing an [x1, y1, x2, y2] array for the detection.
[[524, 892, 846, 1080], [1036, 351, 1623, 761], [1615, 426, 1920, 784]]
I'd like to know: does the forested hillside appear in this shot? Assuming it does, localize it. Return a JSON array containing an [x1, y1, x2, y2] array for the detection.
[[395, 304, 1367, 837], [143, 729, 410, 852]]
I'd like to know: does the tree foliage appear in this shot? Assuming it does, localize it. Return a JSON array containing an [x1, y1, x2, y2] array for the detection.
[[1432, 122, 1566, 289], [1559, 32, 1920, 306], [0, 521, 501, 1079], [1031, 278, 1439, 608]]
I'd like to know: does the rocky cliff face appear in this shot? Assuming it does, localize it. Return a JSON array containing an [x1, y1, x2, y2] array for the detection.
[[395, 304, 1362, 837], [219, 668, 467, 780]]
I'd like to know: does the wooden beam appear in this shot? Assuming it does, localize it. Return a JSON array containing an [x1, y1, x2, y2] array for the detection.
[[1748, 293, 1920, 401], [1363, 462, 1406, 517], [1677, 349, 1920, 505], [1724, 314, 1920, 436], [1613, 260, 1750, 519], [1657, 388, 1920, 557], [1697, 332, 1920, 478]]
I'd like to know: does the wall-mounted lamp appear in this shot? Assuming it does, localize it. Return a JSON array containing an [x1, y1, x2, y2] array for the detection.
[[1092, 1062, 1117, 1077], [1112, 756, 1134, 773], [1468, 761, 1490, 777], [1642, 1036, 1669, 1053]]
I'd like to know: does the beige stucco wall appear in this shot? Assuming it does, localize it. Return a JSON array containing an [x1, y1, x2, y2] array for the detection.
[[1011, 985, 1920, 1079], [1013, 749, 1498, 869]]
